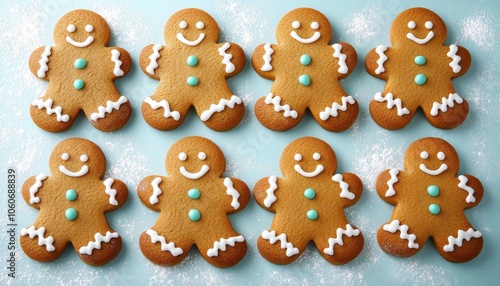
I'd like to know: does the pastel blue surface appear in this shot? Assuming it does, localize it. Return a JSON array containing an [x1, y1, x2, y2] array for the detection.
[[1, 0, 499, 285]]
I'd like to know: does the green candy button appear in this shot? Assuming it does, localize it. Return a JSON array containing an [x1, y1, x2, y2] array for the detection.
[[188, 188, 201, 200], [187, 76, 199, 86], [304, 188, 316, 200], [74, 58, 87, 69], [189, 209, 201, 221], [66, 208, 77, 221], [74, 79, 84, 90], [307, 209, 318, 220], [299, 74, 311, 86], [66, 189, 77, 201], [415, 74, 427, 85], [187, 55, 198, 67]]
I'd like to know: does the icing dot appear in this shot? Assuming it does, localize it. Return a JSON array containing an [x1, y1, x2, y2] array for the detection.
[[66, 189, 77, 201], [420, 151, 429, 159], [292, 21, 300, 29], [65, 208, 77, 221], [179, 21, 187, 29], [187, 55, 198, 67], [427, 185, 439, 197], [80, 154, 88, 162], [67, 24, 76, 33], [310, 22, 319, 30], [414, 74, 427, 85], [294, 154, 302, 161], [187, 76, 199, 86], [408, 21, 416, 29], [178, 152, 187, 161], [61, 153, 69, 161], [299, 74, 311, 86], [304, 188, 316, 200], [414, 55, 426, 66], [437, 151, 446, 160], [189, 209, 201, 221], [300, 54, 311, 66], [74, 58, 87, 69], [425, 21, 433, 29], [85, 24, 94, 32], [196, 21, 205, 29], [188, 189, 201, 200], [313, 153, 321, 160], [429, 203, 440, 215], [73, 79, 84, 90], [198, 152, 206, 160], [307, 209, 318, 220]]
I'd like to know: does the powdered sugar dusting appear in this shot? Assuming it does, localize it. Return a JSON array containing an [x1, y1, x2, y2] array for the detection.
[[460, 12, 495, 51], [343, 3, 384, 47]]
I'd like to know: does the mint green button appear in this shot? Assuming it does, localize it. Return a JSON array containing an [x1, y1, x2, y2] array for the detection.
[[414, 55, 426, 66], [415, 74, 427, 85], [187, 76, 199, 86], [307, 209, 318, 220], [189, 209, 201, 221], [187, 55, 198, 67], [304, 188, 316, 200], [74, 58, 87, 69], [74, 79, 84, 90], [66, 189, 77, 201], [299, 74, 311, 86], [427, 185, 439, 197], [300, 54, 311, 66], [65, 208, 77, 220], [429, 203, 440, 215], [188, 189, 200, 200]]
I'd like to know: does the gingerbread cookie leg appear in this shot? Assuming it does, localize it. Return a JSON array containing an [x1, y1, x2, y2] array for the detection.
[[20, 222, 67, 262], [196, 92, 245, 131], [141, 90, 190, 131], [139, 227, 190, 266], [310, 94, 359, 132], [433, 223, 483, 262], [254, 90, 305, 131], [369, 92, 416, 130], [30, 90, 80, 132], [315, 223, 364, 265], [424, 92, 469, 129], [257, 229, 306, 264], [197, 230, 247, 268], [86, 91, 132, 132], [377, 219, 423, 257], [73, 225, 122, 266]]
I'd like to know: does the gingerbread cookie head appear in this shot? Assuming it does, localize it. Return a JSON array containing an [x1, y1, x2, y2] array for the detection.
[[391, 7, 447, 46], [54, 9, 110, 48], [404, 137, 459, 176], [164, 8, 219, 48], [276, 8, 332, 45]]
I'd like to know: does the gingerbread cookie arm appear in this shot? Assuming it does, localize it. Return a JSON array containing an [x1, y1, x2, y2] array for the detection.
[[252, 43, 276, 80], [224, 177, 250, 214], [376, 168, 402, 205], [365, 46, 390, 80], [137, 175, 166, 212], [102, 178, 128, 212], [217, 42, 246, 78], [333, 173, 362, 207], [107, 47, 131, 79], [332, 42, 357, 79], [253, 176, 279, 212], [139, 44, 164, 80], [21, 174, 48, 209], [447, 45, 471, 79], [29, 46, 52, 81], [457, 174, 484, 209]]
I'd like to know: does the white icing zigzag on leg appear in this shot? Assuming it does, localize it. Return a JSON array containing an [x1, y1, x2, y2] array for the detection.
[[200, 95, 242, 121], [207, 235, 245, 257], [29, 173, 47, 204], [383, 220, 419, 249], [443, 228, 481, 252], [146, 229, 183, 256], [385, 169, 399, 197], [144, 97, 181, 121], [263, 176, 278, 208], [32, 98, 70, 122], [264, 93, 298, 118], [319, 96, 355, 120], [458, 175, 476, 203], [430, 93, 463, 116], [21, 226, 55, 252], [374, 92, 410, 116], [90, 96, 128, 121], [149, 177, 163, 205], [103, 178, 118, 206], [79, 231, 119, 255], [323, 224, 360, 255], [261, 230, 299, 257]]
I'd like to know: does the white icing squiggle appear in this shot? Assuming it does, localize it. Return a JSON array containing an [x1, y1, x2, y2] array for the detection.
[[385, 169, 399, 197], [79, 231, 119, 255], [207, 235, 245, 257], [90, 96, 128, 121], [375, 45, 388, 75], [332, 174, 355, 200], [144, 97, 181, 121], [29, 173, 47, 204], [458, 175, 476, 203], [32, 98, 70, 122], [264, 93, 298, 118], [200, 95, 242, 121], [374, 92, 410, 116], [146, 44, 162, 75], [103, 178, 118, 206], [406, 31, 434, 45], [149, 177, 163, 205], [319, 96, 355, 120], [430, 93, 463, 116], [263, 176, 278, 208], [20, 226, 55, 252], [180, 165, 209, 180], [443, 228, 482, 252], [261, 230, 299, 257], [261, 43, 274, 71], [218, 43, 235, 73], [332, 43, 348, 74], [323, 224, 360, 255], [224, 178, 240, 210], [383, 220, 419, 249], [110, 49, 124, 76], [447, 44, 462, 73], [146, 229, 183, 256], [37, 46, 51, 78]]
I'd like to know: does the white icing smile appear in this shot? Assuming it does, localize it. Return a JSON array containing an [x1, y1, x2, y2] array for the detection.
[[176, 20, 206, 46], [406, 20, 434, 44], [180, 165, 210, 179], [66, 35, 95, 48], [290, 20, 321, 44], [418, 150, 448, 175], [59, 165, 89, 177], [294, 164, 324, 177]]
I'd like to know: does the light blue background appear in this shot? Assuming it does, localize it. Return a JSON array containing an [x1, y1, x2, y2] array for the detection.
[[1, 0, 499, 285]]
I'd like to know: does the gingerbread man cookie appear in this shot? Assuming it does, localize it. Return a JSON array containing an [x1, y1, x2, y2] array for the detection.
[[29, 9, 132, 132], [20, 138, 128, 266], [365, 7, 472, 130], [139, 8, 246, 131], [252, 8, 358, 132], [376, 137, 483, 262], [254, 137, 363, 264], [137, 136, 250, 267]]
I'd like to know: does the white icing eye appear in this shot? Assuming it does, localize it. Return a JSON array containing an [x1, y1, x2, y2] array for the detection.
[[198, 152, 206, 160], [179, 21, 187, 29], [67, 24, 76, 33], [61, 153, 69, 160], [420, 151, 429, 159], [408, 21, 416, 29], [178, 152, 187, 161], [425, 21, 433, 29], [80, 154, 88, 162], [292, 21, 300, 29], [310, 22, 319, 30], [437, 151, 445, 161], [196, 21, 205, 29], [294, 153, 302, 161], [85, 24, 94, 32], [313, 153, 321, 160]]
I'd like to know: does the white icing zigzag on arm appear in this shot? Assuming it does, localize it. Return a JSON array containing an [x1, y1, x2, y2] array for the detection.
[[144, 97, 181, 120], [21, 226, 55, 252], [332, 174, 355, 200], [79, 231, 119, 255], [430, 93, 463, 116], [90, 96, 128, 121], [32, 98, 70, 122], [218, 43, 235, 73], [447, 44, 462, 73], [385, 169, 399, 197], [207, 235, 245, 257], [264, 93, 298, 118], [375, 45, 388, 75], [458, 175, 476, 203], [224, 178, 240, 210], [261, 43, 274, 71], [149, 177, 163, 205], [200, 95, 242, 121], [111, 49, 124, 76], [443, 228, 481, 252], [263, 176, 278, 208], [146, 44, 162, 75], [383, 220, 419, 249], [332, 43, 348, 74], [261, 230, 299, 257], [374, 92, 410, 116], [37, 46, 51, 78], [319, 96, 355, 120], [146, 229, 183, 256], [323, 224, 360, 255], [29, 173, 47, 204], [103, 178, 118, 206]]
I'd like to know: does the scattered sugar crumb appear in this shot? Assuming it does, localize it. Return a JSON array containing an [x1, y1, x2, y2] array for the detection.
[[460, 12, 495, 51]]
